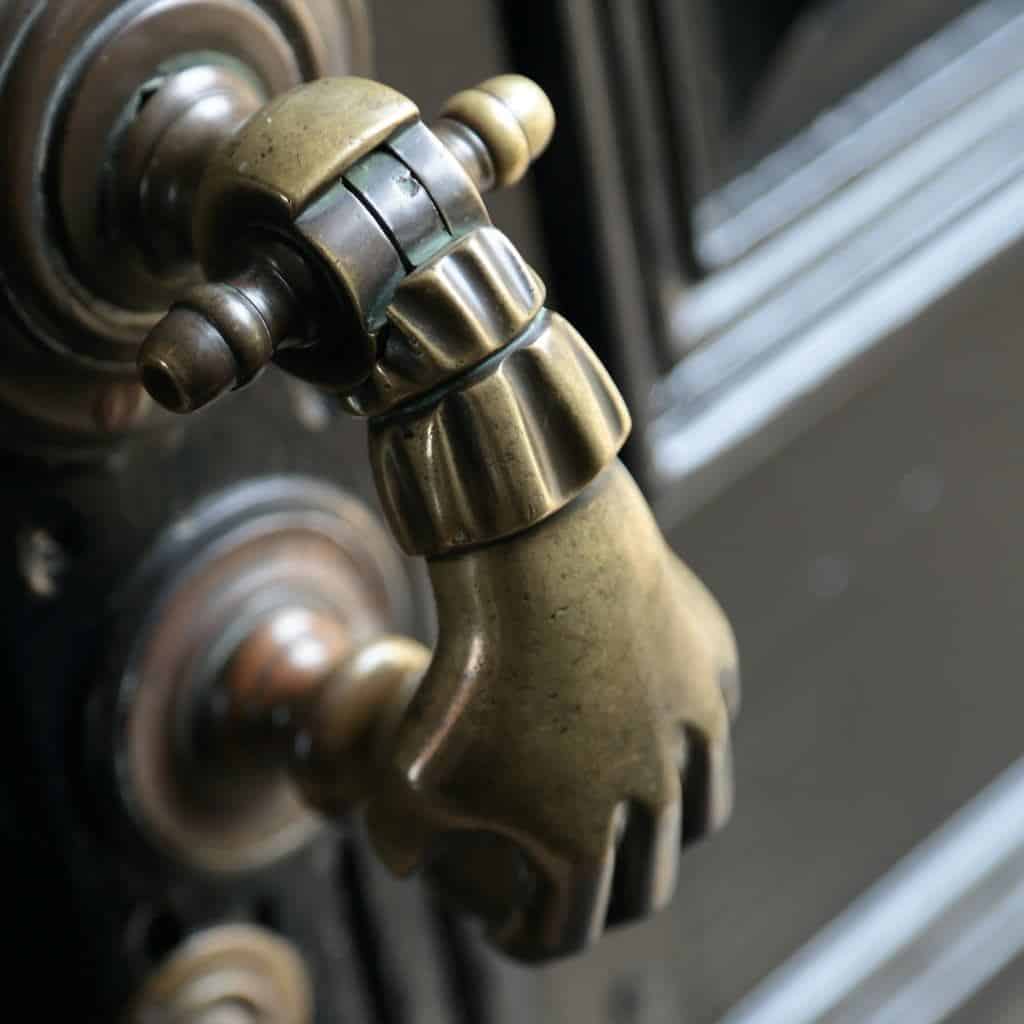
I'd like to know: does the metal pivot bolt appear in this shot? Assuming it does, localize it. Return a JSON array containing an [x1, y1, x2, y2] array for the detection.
[[137, 75, 555, 415], [139, 247, 307, 413]]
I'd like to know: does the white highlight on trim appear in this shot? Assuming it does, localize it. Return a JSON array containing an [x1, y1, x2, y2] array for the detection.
[[721, 756, 1024, 1024], [652, 169, 1024, 485]]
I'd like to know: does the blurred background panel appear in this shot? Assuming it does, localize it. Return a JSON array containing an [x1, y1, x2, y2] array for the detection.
[[6, 0, 1024, 1020]]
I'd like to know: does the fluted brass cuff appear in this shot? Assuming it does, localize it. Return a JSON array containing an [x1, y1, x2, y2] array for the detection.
[[345, 227, 545, 416], [369, 311, 631, 556]]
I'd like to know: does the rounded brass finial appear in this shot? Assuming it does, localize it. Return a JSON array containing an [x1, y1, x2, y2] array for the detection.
[[478, 75, 556, 160], [290, 634, 431, 815], [440, 75, 555, 187], [139, 305, 239, 414], [126, 924, 312, 1024], [139, 258, 300, 414]]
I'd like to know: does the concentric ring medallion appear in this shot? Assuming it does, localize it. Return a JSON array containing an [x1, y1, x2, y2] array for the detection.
[[111, 478, 407, 874], [0, 0, 369, 447]]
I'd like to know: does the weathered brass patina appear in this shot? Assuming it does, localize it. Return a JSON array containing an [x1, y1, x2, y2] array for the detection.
[[0, 0, 369, 451], [126, 924, 312, 1024], [129, 74, 738, 960]]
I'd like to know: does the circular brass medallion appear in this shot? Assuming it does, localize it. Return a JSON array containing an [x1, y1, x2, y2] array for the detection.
[[106, 477, 407, 874], [0, 0, 370, 447]]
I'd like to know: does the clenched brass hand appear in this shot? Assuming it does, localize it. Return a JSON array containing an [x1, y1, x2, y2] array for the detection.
[[135, 74, 739, 960]]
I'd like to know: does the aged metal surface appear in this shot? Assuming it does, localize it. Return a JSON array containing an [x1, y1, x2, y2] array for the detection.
[[105, 478, 407, 874], [347, 226, 543, 417], [141, 243, 314, 413], [151, 463, 736, 961], [147, 604, 431, 856], [8, 0, 1024, 1020], [194, 78, 419, 275], [0, 370, 440, 1022], [290, 635, 432, 813], [126, 923, 312, 1024], [439, 74, 555, 188], [0, 0, 365, 361], [368, 310, 630, 554], [57, 8, 286, 316], [113, 64, 266, 281], [367, 460, 736, 960], [124, 74, 737, 961], [0, 0, 369, 451], [137, 74, 552, 413]]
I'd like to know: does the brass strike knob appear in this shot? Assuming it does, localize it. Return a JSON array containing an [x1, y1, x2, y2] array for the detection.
[[194, 603, 429, 817], [437, 74, 556, 189], [126, 73, 738, 962]]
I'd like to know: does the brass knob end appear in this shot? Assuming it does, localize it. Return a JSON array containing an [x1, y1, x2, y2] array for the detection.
[[126, 924, 311, 1024], [140, 304, 239, 414], [115, 64, 265, 277], [290, 635, 430, 814], [439, 74, 555, 188], [223, 607, 353, 714], [139, 252, 304, 413]]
